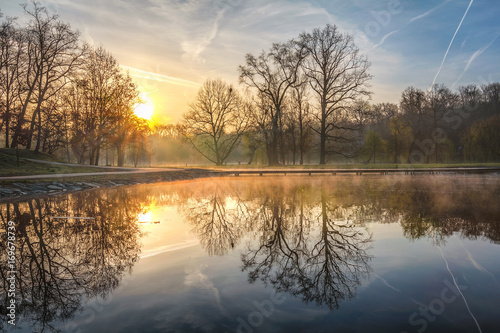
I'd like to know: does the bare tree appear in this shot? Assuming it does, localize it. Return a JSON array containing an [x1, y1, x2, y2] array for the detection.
[[299, 24, 371, 164], [427, 84, 457, 163], [289, 82, 313, 165], [239, 41, 307, 165], [179, 78, 250, 165], [11, 1, 83, 150], [400, 86, 428, 163], [63, 46, 139, 166], [108, 71, 141, 166], [0, 15, 23, 148]]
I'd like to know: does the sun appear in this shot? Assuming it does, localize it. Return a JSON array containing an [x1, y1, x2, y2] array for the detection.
[[134, 93, 155, 120], [134, 103, 154, 120]]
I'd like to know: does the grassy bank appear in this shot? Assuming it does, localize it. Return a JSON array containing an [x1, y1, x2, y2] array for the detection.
[[200, 162, 500, 170], [0, 148, 129, 177]]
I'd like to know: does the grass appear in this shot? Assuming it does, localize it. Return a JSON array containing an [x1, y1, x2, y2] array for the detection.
[[2, 146, 498, 179], [0, 148, 128, 177], [0, 169, 213, 186], [195, 162, 500, 170]]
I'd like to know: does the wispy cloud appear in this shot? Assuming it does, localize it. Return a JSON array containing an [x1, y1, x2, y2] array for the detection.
[[453, 32, 500, 87], [429, 0, 474, 92], [182, 6, 227, 64], [120, 65, 200, 87]]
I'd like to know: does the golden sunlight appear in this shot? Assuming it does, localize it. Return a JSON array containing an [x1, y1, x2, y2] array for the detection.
[[134, 92, 155, 120]]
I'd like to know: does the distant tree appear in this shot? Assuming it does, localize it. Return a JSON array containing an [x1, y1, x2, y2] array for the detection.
[[458, 84, 481, 123], [427, 84, 458, 163], [388, 115, 412, 163], [129, 117, 150, 167], [179, 78, 250, 165], [463, 114, 500, 162], [239, 41, 307, 165], [299, 24, 371, 164], [108, 72, 141, 166], [362, 130, 385, 164], [289, 82, 313, 165], [481, 83, 500, 117], [400, 87, 428, 163]]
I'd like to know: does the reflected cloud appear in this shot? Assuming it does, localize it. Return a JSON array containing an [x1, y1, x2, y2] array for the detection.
[[1, 174, 499, 330], [0, 187, 149, 332]]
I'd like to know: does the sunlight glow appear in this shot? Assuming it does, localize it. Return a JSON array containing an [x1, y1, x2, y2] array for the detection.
[[138, 211, 152, 223], [134, 92, 155, 120]]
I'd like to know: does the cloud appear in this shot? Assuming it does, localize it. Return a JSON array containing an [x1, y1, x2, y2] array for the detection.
[[120, 65, 201, 88], [184, 264, 227, 315], [181, 6, 227, 64], [453, 31, 500, 87]]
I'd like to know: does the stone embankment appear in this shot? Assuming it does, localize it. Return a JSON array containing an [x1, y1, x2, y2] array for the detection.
[[0, 169, 219, 201]]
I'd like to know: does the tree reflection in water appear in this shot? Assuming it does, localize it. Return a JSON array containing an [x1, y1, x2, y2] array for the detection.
[[240, 185, 372, 310], [178, 176, 500, 309], [0, 175, 499, 330], [0, 188, 149, 332]]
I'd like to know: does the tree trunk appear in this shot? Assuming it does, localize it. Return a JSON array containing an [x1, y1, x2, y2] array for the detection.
[[34, 109, 42, 153], [94, 146, 100, 165], [117, 145, 125, 167], [247, 148, 256, 165], [268, 106, 280, 166], [5, 107, 9, 148], [393, 137, 398, 164], [11, 89, 35, 148], [26, 109, 39, 150], [319, 115, 327, 165]]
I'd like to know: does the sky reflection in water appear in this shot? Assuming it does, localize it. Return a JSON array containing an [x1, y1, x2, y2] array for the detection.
[[1, 175, 499, 333]]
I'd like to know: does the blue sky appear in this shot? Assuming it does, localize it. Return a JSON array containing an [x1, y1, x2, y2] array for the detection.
[[2, 0, 499, 121]]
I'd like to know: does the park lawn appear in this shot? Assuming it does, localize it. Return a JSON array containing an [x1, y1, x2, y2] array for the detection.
[[0, 148, 127, 177], [197, 162, 500, 170]]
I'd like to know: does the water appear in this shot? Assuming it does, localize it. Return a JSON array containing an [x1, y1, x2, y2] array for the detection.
[[1, 175, 499, 333]]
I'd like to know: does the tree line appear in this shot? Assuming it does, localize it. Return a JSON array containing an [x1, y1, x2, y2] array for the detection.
[[180, 25, 500, 165], [0, 2, 149, 166], [2, 3, 498, 167]]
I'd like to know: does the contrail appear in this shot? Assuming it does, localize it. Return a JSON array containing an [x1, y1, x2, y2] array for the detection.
[[429, 0, 474, 93], [369, 30, 399, 51], [452, 31, 500, 88]]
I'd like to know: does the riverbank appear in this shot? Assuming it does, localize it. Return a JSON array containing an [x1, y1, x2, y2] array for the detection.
[[0, 169, 221, 202]]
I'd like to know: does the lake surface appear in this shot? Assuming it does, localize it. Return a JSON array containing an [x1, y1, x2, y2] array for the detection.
[[1, 175, 499, 333]]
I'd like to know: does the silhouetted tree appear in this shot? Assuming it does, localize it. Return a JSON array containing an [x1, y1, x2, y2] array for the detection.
[[299, 24, 372, 164], [239, 41, 307, 165], [179, 78, 250, 165]]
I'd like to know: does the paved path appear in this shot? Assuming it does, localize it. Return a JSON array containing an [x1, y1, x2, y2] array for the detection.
[[1, 158, 184, 180], [22, 158, 137, 170], [0, 169, 185, 180]]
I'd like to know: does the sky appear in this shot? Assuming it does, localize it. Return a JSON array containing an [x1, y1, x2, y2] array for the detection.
[[2, 0, 500, 123]]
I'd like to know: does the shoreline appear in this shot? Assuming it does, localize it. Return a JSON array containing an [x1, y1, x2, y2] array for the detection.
[[0, 169, 221, 202], [1, 167, 499, 202]]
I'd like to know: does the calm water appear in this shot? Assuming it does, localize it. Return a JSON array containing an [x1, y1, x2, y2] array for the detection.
[[1, 175, 500, 333]]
